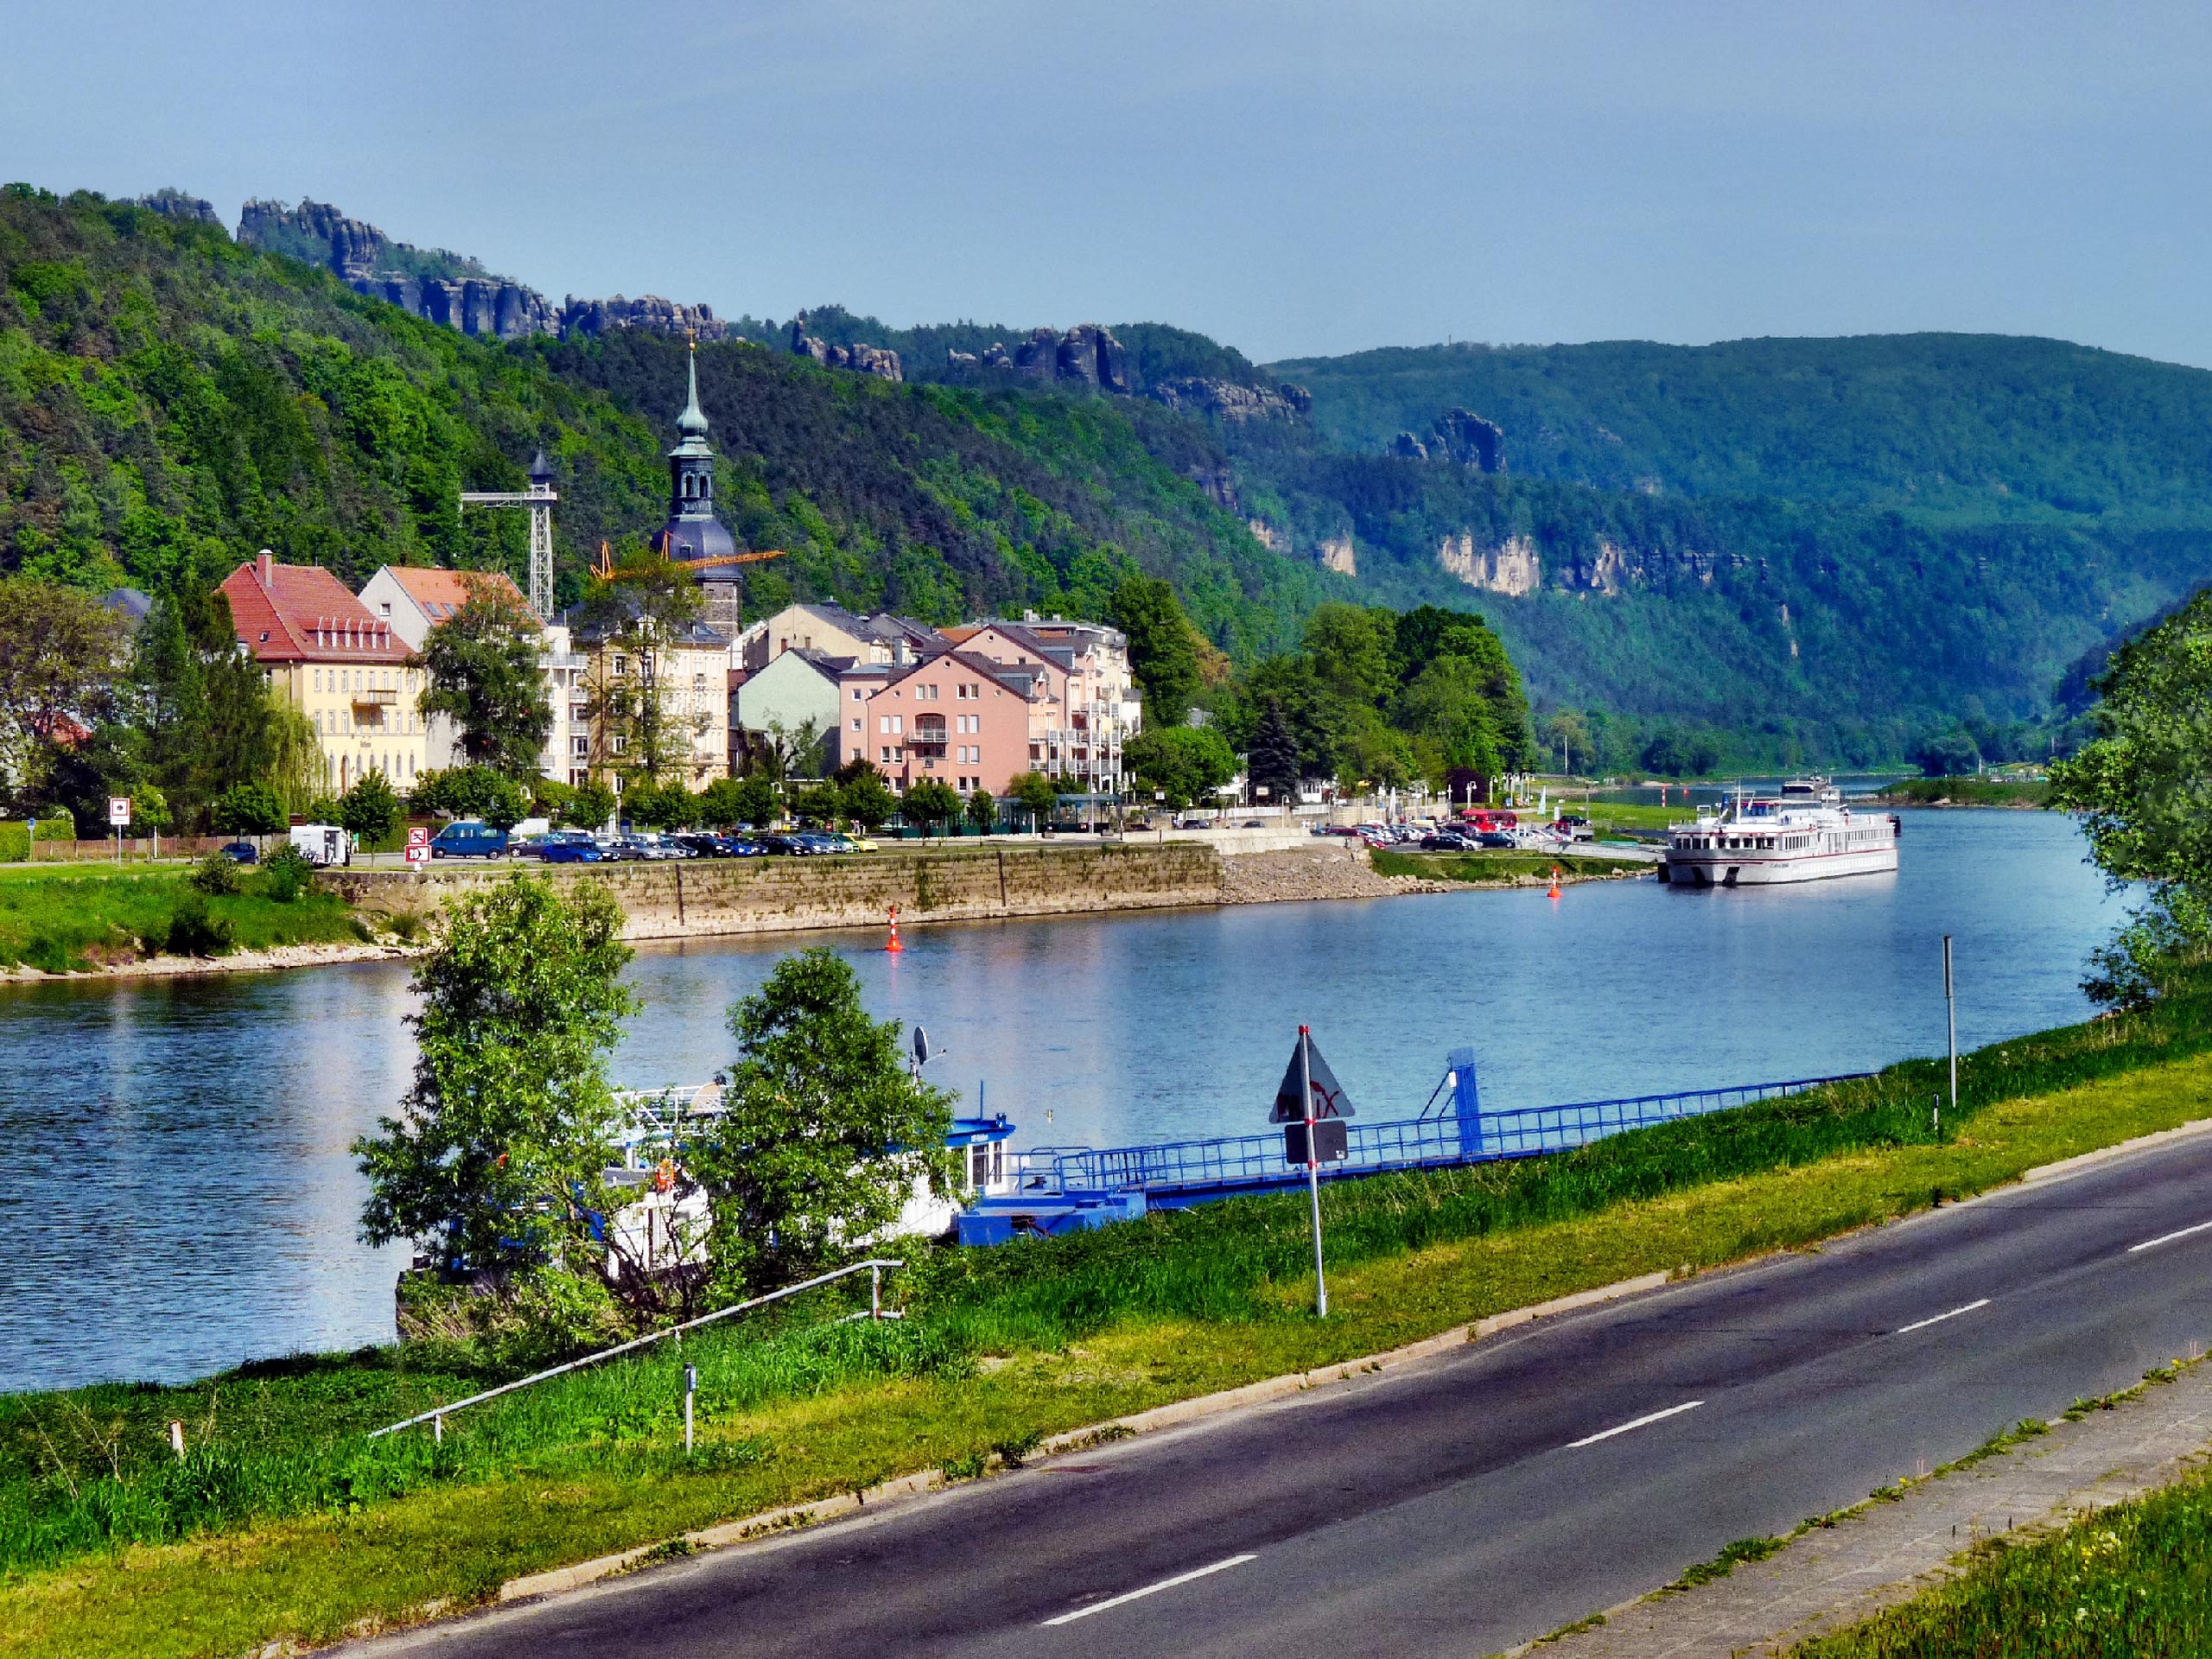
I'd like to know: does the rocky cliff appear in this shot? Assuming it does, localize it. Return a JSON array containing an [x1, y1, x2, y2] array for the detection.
[[1148, 377, 1312, 422], [132, 189, 223, 227], [1392, 406, 1505, 471], [790, 313, 902, 380], [946, 322, 1132, 393], [235, 198, 727, 346]]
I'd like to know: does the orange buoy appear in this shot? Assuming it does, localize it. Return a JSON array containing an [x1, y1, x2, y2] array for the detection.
[[887, 905, 903, 953], [1548, 866, 1561, 899]]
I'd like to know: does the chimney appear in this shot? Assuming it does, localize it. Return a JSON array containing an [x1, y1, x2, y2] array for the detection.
[[256, 550, 274, 587]]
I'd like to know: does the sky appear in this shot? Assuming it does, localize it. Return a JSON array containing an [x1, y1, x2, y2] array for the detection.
[[6, 1, 2209, 367]]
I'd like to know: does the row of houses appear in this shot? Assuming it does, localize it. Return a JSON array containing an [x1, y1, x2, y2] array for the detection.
[[216, 350, 1142, 801]]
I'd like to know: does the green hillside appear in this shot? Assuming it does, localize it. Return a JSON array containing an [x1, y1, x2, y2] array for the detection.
[[1272, 334, 2212, 523], [0, 186, 1319, 657]]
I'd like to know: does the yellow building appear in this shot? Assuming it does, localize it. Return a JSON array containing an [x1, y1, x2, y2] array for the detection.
[[221, 551, 435, 792]]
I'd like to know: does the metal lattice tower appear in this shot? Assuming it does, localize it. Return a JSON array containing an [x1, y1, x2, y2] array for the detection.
[[459, 449, 558, 620]]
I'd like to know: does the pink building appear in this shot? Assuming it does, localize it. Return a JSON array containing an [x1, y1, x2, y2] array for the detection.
[[859, 651, 1039, 796]]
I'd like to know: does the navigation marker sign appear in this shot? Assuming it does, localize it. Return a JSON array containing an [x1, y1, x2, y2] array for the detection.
[[1271, 1033, 1355, 1123], [404, 826, 429, 868]]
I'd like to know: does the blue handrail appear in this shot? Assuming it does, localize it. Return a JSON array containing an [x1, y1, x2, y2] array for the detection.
[[1010, 1072, 1873, 1198]]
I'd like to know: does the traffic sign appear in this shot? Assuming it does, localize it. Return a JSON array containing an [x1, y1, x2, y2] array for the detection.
[[1284, 1119, 1349, 1165], [107, 797, 130, 827], [404, 825, 429, 867], [1270, 1032, 1357, 1123]]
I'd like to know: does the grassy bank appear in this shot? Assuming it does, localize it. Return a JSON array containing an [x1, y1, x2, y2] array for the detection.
[[7, 978, 2212, 1656], [1792, 1454, 2212, 1654], [1372, 847, 1641, 883], [1870, 777, 2052, 808], [0, 862, 370, 973]]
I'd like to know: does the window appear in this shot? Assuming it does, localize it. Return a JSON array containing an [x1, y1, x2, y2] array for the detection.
[[880, 745, 893, 763], [852, 688, 863, 701], [613, 735, 626, 755], [613, 656, 627, 677], [851, 717, 861, 732], [573, 736, 589, 758]]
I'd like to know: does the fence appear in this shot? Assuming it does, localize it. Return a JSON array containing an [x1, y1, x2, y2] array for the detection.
[[367, 1257, 902, 1441], [1013, 1073, 1873, 1200]]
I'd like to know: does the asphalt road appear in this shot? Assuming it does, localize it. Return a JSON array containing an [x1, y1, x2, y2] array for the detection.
[[359, 1131, 2212, 1659]]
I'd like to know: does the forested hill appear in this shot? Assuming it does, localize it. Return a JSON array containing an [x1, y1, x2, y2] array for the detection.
[[1270, 334, 2212, 524], [0, 186, 1319, 657]]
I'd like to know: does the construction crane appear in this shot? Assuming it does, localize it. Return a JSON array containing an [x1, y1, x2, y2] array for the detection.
[[588, 542, 788, 582], [459, 451, 558, 620]]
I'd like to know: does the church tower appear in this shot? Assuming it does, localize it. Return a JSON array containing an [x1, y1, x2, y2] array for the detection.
[[651, 339, 744, 636]]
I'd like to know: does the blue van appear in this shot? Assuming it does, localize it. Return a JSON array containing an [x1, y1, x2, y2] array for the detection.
[[429, 822, 509, 859]]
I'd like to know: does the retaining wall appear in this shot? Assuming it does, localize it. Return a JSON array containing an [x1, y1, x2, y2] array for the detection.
[[322, 842, 1235, 941]]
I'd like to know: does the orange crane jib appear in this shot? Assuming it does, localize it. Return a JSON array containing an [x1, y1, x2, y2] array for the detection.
[[588, 543, 788, 582]]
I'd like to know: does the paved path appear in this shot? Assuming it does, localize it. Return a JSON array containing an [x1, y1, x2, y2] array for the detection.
[[348, 1130, 2212, 1659]]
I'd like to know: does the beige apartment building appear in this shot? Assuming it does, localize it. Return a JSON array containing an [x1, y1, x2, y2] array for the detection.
[[221, 551, 434, 792]]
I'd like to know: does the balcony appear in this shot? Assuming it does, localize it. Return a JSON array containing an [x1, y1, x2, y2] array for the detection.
[[352, 688, 397, 707]]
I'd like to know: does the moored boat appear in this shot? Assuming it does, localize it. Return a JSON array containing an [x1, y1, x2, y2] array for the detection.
[[1661, 778, 1900, 888]]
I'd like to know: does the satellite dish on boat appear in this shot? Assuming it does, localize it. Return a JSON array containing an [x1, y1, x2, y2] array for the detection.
[[911, 1026, 931, 1067]]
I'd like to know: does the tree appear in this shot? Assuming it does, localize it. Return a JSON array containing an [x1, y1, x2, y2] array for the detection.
[[418, 585, 554, 777], [353, 875, 639, 1300], [1125, 725, 1236, 811], [212, 780, 286, 838], [841, 766, 896, 832], [1304, 602, 1399, 708], [1007, 769, 1058, 830], [965, 787, 996, 833], [569, 779, 618, 832], [414, 764, 526, 826], [1249, 698, 1301, 804], [340, 771, 403, 844], [902, 779, 962, 837], [696, 776, 750, 829], [581, 553, 707, 784], [1915, 728, 1982, 778], [1109, 574, 1202, 727], [1540, 709, 1593, 775], [131, 782, 171, 856], [752, 716, 827, 785], [625, 778, 695, 830], [0, 577, 127, 798], [1397, 654, 1509, 779], [733, 774, 781, 830], [531, 776, 575, 825], [2051, 589, 2212, 1006], [790, 780, 844, 825], [690, 950, 953, 1295]]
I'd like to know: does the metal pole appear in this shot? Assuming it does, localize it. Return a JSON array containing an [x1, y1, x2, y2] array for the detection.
[[1942, 934, 1956, 1140], [871, 1262, 882, 1321], [683, 1363, 696, 1453], [1301, 1025, 1327, 1318]]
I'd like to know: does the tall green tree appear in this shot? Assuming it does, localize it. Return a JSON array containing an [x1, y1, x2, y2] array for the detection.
[[901, 778, 962, 836], [418, 586, 554, 776], [1007, 769, 1058, 830], [1249, 698, 1302, 803], [340, 771, 403, 844], [0, 577, 128, 801], [353, 875, 639, 1293], [1304, 603, 1399, 707], [690, 950, 952, 1295], [840, 766, 896, 832], [2051, 588, 2212, 1006], [1125, 725, 1237, 811], [582, 553, 707, 785], [1109, 574, 1203, 728]]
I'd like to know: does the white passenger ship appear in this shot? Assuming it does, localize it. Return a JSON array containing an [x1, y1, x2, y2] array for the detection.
[[1662, 778, 1900, 887]]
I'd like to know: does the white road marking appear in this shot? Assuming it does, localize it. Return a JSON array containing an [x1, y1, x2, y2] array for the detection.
[[1895, 1298, 1991, 1335], [1565, 1399, 1704, 1449], [2129, 1218, 2212, 1255], [1041, 1554, 1259, 1627]]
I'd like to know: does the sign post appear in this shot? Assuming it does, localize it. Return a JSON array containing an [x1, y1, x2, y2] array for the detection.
[[404, 825, 429, 869], [108, 797, 130, 867], [1942, 934, 1956, 1140], [1273, 1026, 1356, 1318]]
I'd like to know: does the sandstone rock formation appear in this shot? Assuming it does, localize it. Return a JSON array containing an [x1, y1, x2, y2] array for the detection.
[[1438, 532, 1541, 596], [133, 189, 222, 226], [1317, 536, 1357, 577], [562, 294, 730, 342], [954, 325, 1135, 394], [1247, 518, 1288, 554], [1395, 407, 1505, 472], [1147, 378, 1312, 422], [1390, 431, 1430, 461], [788, 314, 903, 381]]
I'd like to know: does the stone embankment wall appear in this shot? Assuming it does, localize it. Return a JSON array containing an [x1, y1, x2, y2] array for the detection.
[[323, 842, 1440, 942]]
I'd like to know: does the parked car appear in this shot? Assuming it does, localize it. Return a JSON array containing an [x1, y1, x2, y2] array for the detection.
[[722, 836, 768, 857], [1421, 831, 1473, 851], [1477, 830, 1517, 849], [217, 839, 258, 864], [1175, 816, 1214, 830], [1239, 819, 1267, 829], [753, 833, 810, 855], [429, 822, 507, 859], [537, 839, 604, 864]]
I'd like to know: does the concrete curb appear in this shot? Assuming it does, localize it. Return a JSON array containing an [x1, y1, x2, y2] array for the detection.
[[2018, 1114, 2212, 1186], [494, 1269, 1673, 1606]]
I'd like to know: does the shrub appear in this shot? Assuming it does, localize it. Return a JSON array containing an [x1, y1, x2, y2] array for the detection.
[[188, 852, 240, 895], [260, 845, 316, 903], [165, 891, 233, 957]]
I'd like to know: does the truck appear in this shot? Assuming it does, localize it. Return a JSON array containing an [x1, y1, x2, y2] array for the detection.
[[288, 823, 351, 867]]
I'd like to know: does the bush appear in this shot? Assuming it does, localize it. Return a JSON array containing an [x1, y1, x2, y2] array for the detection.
[[260, 845, 316, 903], [164, 891, 233, 957], [188, 852, 240, 895]]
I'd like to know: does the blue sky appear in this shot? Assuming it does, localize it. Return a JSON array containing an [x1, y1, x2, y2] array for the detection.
[[6, 1, 2208, 366]]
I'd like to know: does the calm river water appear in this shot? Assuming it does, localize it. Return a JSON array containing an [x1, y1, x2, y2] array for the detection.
[[0, 809, 2120, 1392]]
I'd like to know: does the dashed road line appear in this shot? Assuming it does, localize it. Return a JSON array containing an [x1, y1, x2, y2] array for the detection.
[[1040, 1554, 1259, 1627], [1565, 1400, 1704, 1450]]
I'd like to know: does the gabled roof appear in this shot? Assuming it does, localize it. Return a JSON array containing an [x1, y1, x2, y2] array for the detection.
[[875, 649, 1041, 700], [375, 566, 534, 625], [222, 553, 410, 664], [955, 619, 1076, 671], [559, 601, 729, 652]]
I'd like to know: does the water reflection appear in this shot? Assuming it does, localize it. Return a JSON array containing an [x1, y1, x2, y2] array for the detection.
[[0, 809, 2115, 1390]]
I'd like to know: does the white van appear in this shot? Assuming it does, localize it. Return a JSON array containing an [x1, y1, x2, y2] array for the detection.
[[288, 823, 351, 867]]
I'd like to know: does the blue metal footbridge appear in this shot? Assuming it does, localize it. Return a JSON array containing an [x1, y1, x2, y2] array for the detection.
[[957, 1054, 1873, 1244]]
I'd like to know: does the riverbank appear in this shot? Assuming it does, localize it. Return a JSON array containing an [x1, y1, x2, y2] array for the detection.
[[1866, 778, 2051, 808], [5, 969, 2208, 1659], [0, 862, 375, 976]]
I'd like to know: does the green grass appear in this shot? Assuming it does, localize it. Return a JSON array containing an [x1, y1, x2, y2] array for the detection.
[[1873, 777, 2053, 808], [6, 975, 2212, 1656], [1371, 848, 1639, 883], [1790, 1459, 2212, 1654], [0, 865, 368, 971]]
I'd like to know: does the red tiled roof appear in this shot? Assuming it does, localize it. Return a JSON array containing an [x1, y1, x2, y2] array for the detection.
[[378, 566, 534, 624], [221, 554, 411, 664]]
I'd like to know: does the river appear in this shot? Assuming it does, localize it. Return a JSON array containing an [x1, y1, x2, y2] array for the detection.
[[0, 809, 2120, 1393]]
